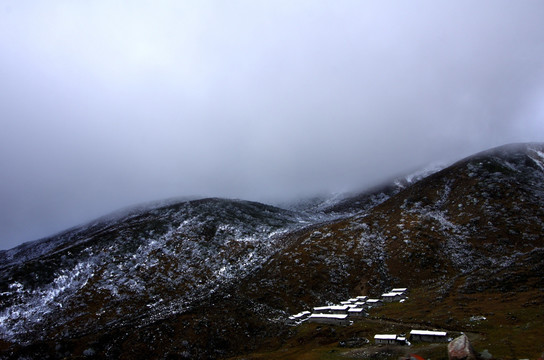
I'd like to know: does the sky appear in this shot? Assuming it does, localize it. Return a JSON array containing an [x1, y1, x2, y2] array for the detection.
[[1, 1, 544, 250]]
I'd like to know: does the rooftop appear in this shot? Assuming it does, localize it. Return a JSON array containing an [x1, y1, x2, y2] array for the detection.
[[347, 307, 365, 312], [309, 314, 348, 320], [410, 330, 447, 336]]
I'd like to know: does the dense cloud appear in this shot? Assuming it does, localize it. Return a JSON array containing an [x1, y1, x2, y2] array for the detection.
[[1, 1, 544, 249]]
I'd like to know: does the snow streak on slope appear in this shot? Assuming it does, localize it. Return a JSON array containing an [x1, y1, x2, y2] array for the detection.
[[0, 198, 313, 342]]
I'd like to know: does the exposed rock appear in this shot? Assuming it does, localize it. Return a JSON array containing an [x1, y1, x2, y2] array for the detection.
[[448, 334, 477, 360]]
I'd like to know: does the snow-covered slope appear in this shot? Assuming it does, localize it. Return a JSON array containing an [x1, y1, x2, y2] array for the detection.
[[0, 198, 310, 343]]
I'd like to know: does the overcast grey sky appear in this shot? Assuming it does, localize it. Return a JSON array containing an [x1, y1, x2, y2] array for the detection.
[[1, 1, 544, 250]]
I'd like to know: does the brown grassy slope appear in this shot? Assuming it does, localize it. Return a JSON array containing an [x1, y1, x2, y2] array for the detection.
[[244, 144, 544, 300], [237, 144, 544, 358]]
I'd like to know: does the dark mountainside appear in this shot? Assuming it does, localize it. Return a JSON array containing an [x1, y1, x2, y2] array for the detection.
[[1, 143, 543, 359]]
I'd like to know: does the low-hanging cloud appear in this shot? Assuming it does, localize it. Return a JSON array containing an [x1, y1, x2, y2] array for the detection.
[[1, 0, 544, 249]]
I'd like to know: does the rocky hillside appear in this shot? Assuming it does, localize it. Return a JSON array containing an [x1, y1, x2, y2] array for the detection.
[[247, 143, 544, 303], [1, 143, 543, 359], [237, 142, 544, 358], [0, 199, 312, 347]]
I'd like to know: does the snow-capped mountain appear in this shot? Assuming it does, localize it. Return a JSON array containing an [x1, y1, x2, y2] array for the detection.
[[1, 143, 543, 359]]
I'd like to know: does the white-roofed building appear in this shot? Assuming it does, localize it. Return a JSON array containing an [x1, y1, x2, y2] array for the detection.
[[294, 311, 311, 320], [366, 299, 384, 307], [312, 305, 349, 315], [381, 292, 403, 302], [409, 330, 448, 342], [396, 336, 409, 345], [328, 305, 350, 314], [374, 334, 398, 345], [313, 306, 331, 314], [307, 313, 351, 326], [286, 311, 311, 325], [347, 307, 367, 318], [374, 334, 409, 345]]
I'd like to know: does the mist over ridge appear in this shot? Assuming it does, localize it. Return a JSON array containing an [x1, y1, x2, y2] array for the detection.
[[1, 1, 544, 249]]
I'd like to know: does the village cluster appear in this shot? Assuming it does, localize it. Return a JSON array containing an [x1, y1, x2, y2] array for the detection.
[[287, 288, 449, 345]]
